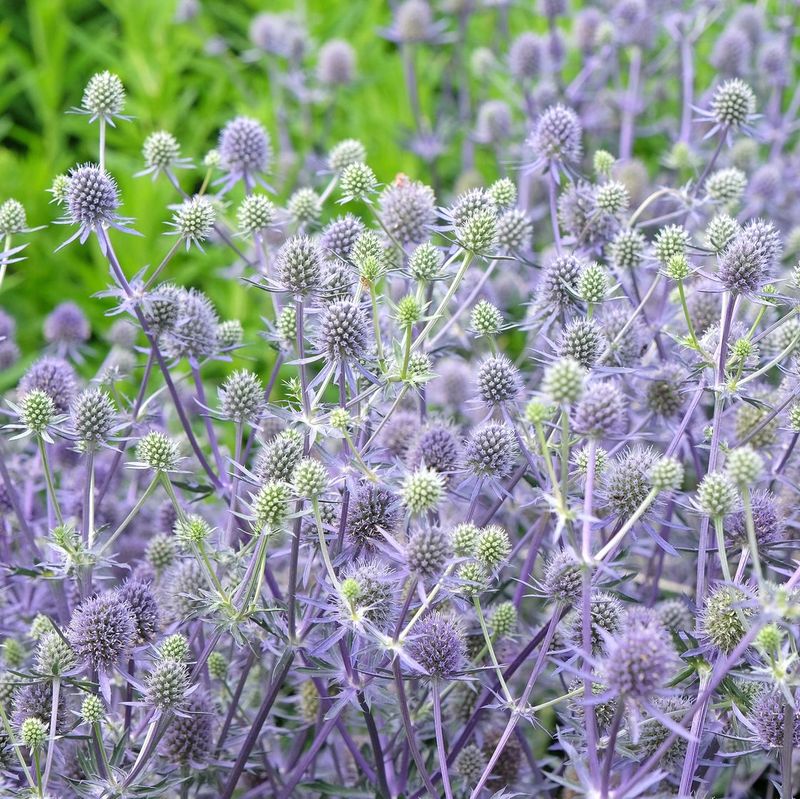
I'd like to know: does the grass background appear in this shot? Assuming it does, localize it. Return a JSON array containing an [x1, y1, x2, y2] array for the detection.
[[0, 0, 756, 386]]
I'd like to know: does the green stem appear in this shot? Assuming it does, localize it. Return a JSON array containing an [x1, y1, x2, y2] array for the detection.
[[0, 701, 34, 787], [98, 475, 159, 555], [37, 436, 63, 526], [676, 279, 701, 350], [412, 251, 474, 349], [714, 516, 732, 583], [312, 497, 341, 592], [741, 486, 763, 587], [473, 596, 513, 704], [595, 487, 659, 562], [559, 410, 571, 503], [40, 678, 60, 794]]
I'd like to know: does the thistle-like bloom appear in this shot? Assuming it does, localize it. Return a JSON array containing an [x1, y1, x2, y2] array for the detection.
[[526, 104, 582, 173], [345, 483, 401, 546], [218, 370, 265, 425], [168, 196, 216, 251], [59, 163, 136, 249], [138, 130, 191, 178], [316, 300, 369, 362], [464, 421, 519, 479], [162, 689, 214, 765], [405, 526, 452, 579], [379, 177, 436, 246], [317, 39, 356, 86], [218, 116, 272, 190], [76, 71, 128, 124], [408, 612, 465, 680], [67, 592, 136, 672]]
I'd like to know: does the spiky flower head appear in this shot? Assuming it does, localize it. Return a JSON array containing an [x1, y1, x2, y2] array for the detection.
[[81, 71, 125, 120], [701, 584, 753, 653], [0, 199, 26, 235], [136, 431, 180, 472], [490, 602, 517, 638], [575, 444, 608, 477], [645, 364, 685, 418], [577, 262, 608, 304], [162, 690, 214, 765], [529, 104, 582, 165], [602, 446, 658, 518], [396, 294, 422, 328], [750, 690, 800, 750], [345, 483, 401, 546], [456, 208, 497, 253], [471, 300, 503, 337], [146, 534, 176, 573], [610, 227, 646, 270], [451, 523, 479, 557], [20, 717, 47, 751], [477, 354, 521, 406], [487, 177, 517, 209], [726, 445, 762, 486], [380, 178, 436, 246], [67, 592, 136, 672], [706, 213, 741, 254], [19, 390, 55, 434], [287, 187, 322, 225], [495, 208, 533, 253], [408, 612, 465, 680], [401, 467, 445, 515], [706, 167, 747, 205], [595, 181, 629, 215], [115, 580, 158, 646], [146, 658, 190, 710], [602, 613, 674, 699], [44, 302, 90, 352], [710, 78, 756, 127], [455, 744, 486, 783], [142, 130, 182, 175], [251, 481, 291, 530], [650, 456, 684, 492], [328, 139, 366, 172], [542, 549, 582, 604], [320, 214, 365, 259], [48, 174, 70, 205], [218, 116, 271, 181], [719, 221, 781, 295], [277, 236, 323, 296], [593, 149, 615, 177], [656, 599, 693, 632], [159, 287, 219, 360], [565, 591, 623, 655], [394, 0, 434, 42], [405, 526, 452, 579], [509, 32, 543, 80], [465, 421, 518, 479], [159, 633, 191, 662], [408, 424, 462, 486], [71, 388, 116, 445], [35, 631, 75, 677], [317, 300, 369, 362], [475, 525, 511, 570], [170, 196, 217, 248], [540, 253, 583, 310], [558, 319, 605, 368], [726, 489, 785, 548], [64, 163, 120, 233], [80, 695, 104, 725], [217, 319, 244, 350], [142, 282, 182, 335], [174, 514, 212, 549], [573, 381, 626, 439], [237, 194, 275, 236], [543, 357, 585, 405], [408, 241, 444, 282], [653, 225, 690, 265], [317, 39, 356, 86], [207, 652, 227, 681], [218, 370, 265, 425], [255, 429, 304, 483], [696, 471, 738, 518], [275, 306, 297, 345], [292, 458, 329, 499], [340, 162, 378, 202]]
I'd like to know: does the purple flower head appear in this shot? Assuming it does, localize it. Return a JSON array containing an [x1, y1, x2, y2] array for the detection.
[[218, 116, 272, 189], [408, 611, 465, 680]]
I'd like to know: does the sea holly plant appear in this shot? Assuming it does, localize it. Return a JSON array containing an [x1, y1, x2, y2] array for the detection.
[[1, 4, 800, 799]]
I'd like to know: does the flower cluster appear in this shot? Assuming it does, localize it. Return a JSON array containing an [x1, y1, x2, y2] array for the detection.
[[1, 4, 799, 799]]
